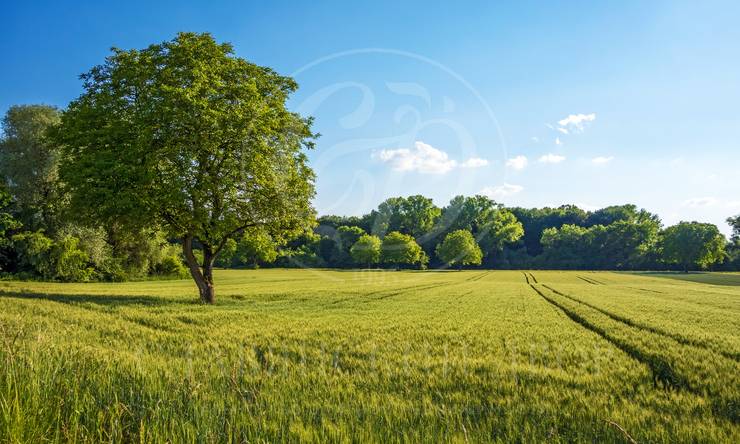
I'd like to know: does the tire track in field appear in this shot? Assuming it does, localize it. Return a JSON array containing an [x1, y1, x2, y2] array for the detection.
[[522, 272, 530, 285], [577, 275, 602, 285], [466, 271, 490, 282], [527, 283, 688, 390], [331, 278, 466, 305], [329, 282, 436, 305], [530, 283, 740, 423], [542, 284, 740, 362]]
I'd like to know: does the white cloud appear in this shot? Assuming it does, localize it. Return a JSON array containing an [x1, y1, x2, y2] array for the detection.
[[538, 153, 566, 164], [375, 141, 457, 174], [555, 137, 563, 146], [480, 183, 524, 200], [460, 157, 489, 168], [374, 141, 489, 174], [531, 136, 540, 143], [558, 113, 596, 133], [591, 156, 614, 165], [682, 197, 719, 208], [725, 201, 740, 209], [506, 155, 528, 170]]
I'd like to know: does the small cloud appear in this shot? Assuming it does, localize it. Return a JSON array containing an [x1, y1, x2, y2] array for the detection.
[[480, 183, 524, 200], [506, 155, 528, 170], [557, 127, 569, 135], [460, 157, 489, 168], [538, 153, 566, 164], [591, 156, 614, 165], [682, 197, 719, 208], [558, 113, 596, 133], [375, 141, 457, 174], [555, 137, 563, 146], [531, 136, 540, 143]]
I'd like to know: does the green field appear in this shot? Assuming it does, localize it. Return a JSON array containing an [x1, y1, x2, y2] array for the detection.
[[1, 270, 739, 443]]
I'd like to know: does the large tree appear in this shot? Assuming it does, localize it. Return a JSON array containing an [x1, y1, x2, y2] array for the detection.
[[54, 33, 316, 303], [662, 222, 725, 272], [0, 105, 62, 232]]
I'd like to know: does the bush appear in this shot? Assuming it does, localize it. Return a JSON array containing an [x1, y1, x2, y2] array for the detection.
[[49, 235, 95, 282], [152, 244, 188, 278], [12, 231, 94, 281]]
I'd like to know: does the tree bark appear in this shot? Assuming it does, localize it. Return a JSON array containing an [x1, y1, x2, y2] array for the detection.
[[183, 235, 216, 304]]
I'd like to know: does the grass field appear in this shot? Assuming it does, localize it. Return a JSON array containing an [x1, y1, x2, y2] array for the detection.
[[1, 270, 739, 443]]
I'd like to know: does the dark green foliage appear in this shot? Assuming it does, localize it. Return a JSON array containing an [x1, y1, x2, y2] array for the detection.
[[509, 205, 588, 256], [433, 195, 523, 265], [0, 104, 62, 233], [540, 218, 660, 270], [662, 222, 726, 271]]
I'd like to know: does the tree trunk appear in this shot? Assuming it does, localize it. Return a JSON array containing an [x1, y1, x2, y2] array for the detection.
[[183, 236, 216, 304]]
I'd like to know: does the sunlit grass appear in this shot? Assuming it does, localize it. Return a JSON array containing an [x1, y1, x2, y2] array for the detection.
[[1, 270, 738, 442]]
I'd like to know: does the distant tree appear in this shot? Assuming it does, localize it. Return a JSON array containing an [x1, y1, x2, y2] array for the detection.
[[540, 224, 591, 269], [381, 231, 424, 268], [214, 238, 238, 267], [585, 204, 659, 227], [0, 105, 62, 232], [477, 209, 524, 258], [350, 234, 381, 267], [435, 229, 482, 269], [53, 33, 316, 303], [728, 215, 740, 244], [435, 195, 523, 263], [371, 195, 441, 239], [662, 222, 726, 272], [509, 205, 588, 256], [726, 215, 740, 270], [334, 225, 366, 265], [235, 229, 278, 268]]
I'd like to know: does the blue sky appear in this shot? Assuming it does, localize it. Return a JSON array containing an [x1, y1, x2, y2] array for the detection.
[[2, 1, 739, 235]]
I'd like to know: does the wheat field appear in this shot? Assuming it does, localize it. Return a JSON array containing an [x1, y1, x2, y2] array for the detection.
[[1, 269, 739, 442]]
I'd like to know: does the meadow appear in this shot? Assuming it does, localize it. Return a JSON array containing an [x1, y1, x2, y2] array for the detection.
[[1, 269, 738, 443]]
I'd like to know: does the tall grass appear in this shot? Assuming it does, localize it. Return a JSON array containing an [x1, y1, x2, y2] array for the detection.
[[1, 270, 738, 442]]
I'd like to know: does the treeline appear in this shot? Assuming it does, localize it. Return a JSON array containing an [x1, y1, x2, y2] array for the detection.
[[266, 197, 737, 272], [2, 104, 739, 281]]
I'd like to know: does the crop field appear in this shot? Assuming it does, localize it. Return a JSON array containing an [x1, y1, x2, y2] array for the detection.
[[1, 270, 739, 443]]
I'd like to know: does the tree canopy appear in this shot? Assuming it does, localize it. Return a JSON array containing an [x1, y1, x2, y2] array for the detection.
[[381, 231, 425, 268], [53, 33, 316, 302], [0, 105, 62, 232], [435, 229, 483, 269], [662, 222, 726, 272], [350, 234, 381, 267]]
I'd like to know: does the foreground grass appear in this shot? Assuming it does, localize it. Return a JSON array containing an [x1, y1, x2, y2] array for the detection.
[[1, 270, 738, 443]]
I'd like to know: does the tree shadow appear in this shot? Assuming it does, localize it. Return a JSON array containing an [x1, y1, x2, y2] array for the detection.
[[0, 290, 194, 307]]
